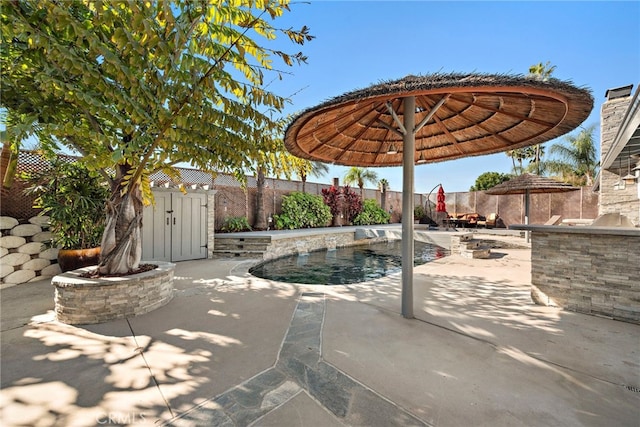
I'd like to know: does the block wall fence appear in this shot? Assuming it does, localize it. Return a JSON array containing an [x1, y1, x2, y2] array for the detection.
[[0, 215, 61, 286]]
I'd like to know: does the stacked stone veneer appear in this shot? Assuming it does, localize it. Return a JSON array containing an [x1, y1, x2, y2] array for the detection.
[[529, 227, 640, 324], [600, 94, 640, 225], [262, 230, 383, 261], [1, 215, 61, 286], [52, 261, 175, 325]]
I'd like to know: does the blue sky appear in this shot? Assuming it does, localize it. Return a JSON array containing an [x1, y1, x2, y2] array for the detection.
[[268, 0, 640, 193]]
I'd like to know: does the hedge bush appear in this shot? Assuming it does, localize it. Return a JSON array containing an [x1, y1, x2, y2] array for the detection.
[[221, 216, 252, 232], [274, 192, 332, 230], [353, 199, 391, 225]]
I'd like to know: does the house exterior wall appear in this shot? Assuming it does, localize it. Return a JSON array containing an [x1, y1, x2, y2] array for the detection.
[[599, 95, 640, 224]]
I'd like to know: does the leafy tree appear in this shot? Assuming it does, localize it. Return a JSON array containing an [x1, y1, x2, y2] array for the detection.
[[470, 172, 512, 191], [344, 167, 378, 198], [546, 124, 599, 186], [252, 142, 298, 230], [2, 1, 312, 274]]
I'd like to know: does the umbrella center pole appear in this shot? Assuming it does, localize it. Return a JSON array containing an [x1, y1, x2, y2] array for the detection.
[[401, 96, 416, 319]]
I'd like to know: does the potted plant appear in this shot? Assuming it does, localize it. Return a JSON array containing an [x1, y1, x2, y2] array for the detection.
[[24, 159, 110, 272], [414, 204, 425, 224]]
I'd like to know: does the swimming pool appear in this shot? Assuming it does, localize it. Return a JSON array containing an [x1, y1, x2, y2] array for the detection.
[[249, 240, 448, 285]]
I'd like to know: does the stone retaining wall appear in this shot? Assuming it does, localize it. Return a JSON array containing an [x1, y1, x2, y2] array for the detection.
[[0, 215, 60, 286], [526, 226, 640, 324], [51, 261, 175, 325], [262, 230, 373, 261]]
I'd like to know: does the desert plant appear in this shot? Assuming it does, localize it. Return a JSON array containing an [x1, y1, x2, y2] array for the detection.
[[274, 192, 331, 230], [24, 160, 109, 249], [221, 216, 252, 233]]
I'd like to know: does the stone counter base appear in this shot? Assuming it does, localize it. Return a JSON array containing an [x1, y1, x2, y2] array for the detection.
[[517, 226, 640, 325], [51, 262, 175, 325]]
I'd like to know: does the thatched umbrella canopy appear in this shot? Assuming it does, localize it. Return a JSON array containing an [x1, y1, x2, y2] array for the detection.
[[284, 72, 593, 319], [285, 73, 593, 167], [484, 173, 579, 195], [485, 173, 579, 241]]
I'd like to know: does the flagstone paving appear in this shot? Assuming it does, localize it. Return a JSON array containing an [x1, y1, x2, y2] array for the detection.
[[167, 292, 427, 426]]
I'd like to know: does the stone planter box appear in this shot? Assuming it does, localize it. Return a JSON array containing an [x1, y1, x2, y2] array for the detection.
[[51, 261, 175, 325]]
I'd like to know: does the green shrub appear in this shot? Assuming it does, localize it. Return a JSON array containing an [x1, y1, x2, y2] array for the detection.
[[274, 192, 332, 230], [24, 160, 109, 249], [353, 199, 391, 225], [221, 216, 252, 232]]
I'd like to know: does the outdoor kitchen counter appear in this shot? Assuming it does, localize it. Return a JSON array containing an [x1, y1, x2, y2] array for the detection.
[[511, 224, 640, 324]]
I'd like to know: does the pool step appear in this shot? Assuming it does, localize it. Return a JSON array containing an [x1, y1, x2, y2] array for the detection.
[[451, 233, 491, 259], [212, 236, 272, 258]]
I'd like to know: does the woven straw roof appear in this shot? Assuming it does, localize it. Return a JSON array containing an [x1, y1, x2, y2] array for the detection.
[[284, 72, 593, 167], [483, 173, 579, 195]]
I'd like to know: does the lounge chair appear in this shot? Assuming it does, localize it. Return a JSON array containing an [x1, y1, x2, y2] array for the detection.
[[544, 215, 562, 225], [477, 213, 497, 228]]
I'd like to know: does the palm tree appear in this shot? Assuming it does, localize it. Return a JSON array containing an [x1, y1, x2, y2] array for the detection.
[[378, 178, 389, 212], [525, 61, 556, 174], [505, 149, 527, 175], [344, 167, 379, 199], [546, 124, 599, 186], [293, 159, 329, 193], [528, 61, 557, 81]]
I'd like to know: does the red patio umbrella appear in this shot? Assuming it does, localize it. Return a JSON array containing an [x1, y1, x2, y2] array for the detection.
[[436, 185, 446, 213]]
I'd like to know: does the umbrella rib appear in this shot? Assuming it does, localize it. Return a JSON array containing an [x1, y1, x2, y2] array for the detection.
[[385, 100, 407, 134], [374, 118, 404, 137], [305, 101, 379, 155], [429, 115, 465, 155], [448, 93, 561, 128], [297, 100, 378, 142], [333, 104, 389, 162], [414, 95, 449, 133]]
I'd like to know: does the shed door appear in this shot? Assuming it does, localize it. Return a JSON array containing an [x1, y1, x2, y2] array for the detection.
[[171, 192, 207, 262], [142, 191, 172, 262], [142, 191, 207, 262]]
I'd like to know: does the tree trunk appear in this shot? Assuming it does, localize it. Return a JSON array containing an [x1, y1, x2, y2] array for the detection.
[[98, 169, 143, 275], [301, 173, 307, 193], [254, 167, 267, 230], [380, 185, 387, 212], [1, 142, 18, 191]]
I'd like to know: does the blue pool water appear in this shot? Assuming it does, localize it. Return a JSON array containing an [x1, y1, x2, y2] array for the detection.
[[249, 240, 449, 285]]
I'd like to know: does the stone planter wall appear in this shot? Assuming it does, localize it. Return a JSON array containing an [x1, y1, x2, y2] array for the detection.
[[262, 229, 364, 261], [521, 225, 640, 324], [51, 261, 175, 325], [0, 215, 60, 286]]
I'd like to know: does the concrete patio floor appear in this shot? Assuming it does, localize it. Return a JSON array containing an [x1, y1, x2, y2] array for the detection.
[[1, 233, 639, 426]]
